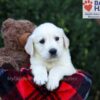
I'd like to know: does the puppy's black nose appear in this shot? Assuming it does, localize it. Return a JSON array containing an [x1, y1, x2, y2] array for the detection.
[[49, 48, 57, 55]]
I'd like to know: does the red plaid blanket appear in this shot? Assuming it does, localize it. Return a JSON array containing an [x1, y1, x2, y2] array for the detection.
[[0, 63, 92, 100]]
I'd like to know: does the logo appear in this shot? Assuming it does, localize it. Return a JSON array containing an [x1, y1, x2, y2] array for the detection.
[[83, 0, 100, 19], [83, 0, 93, 11]]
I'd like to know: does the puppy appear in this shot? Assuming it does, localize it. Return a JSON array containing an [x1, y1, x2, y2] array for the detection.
[[25, 23, 77, 91]]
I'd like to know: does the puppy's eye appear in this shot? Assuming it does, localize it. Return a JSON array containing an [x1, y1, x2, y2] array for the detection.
[[55, 37, 59, 41], [39, 39, 45, 44]]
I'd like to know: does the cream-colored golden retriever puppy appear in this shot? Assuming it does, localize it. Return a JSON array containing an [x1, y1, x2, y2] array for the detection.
[[25, 23, 76, 91]]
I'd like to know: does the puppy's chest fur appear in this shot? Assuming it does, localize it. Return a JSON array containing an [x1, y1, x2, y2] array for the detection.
[[44, 61, 61, 71]]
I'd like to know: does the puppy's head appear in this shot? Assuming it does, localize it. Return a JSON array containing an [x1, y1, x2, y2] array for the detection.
[[25, 23, 69, 61]]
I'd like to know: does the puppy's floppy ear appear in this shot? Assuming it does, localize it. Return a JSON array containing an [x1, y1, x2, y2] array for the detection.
[[60, 28, 69, 49], [24, 35, 34, 56]]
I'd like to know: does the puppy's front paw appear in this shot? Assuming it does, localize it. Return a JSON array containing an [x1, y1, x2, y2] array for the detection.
[[47, 77, 59, 91], [34, 71, 48, 86]]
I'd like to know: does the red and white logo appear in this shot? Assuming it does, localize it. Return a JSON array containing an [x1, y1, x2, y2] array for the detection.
[[83, 0, 93, 11]]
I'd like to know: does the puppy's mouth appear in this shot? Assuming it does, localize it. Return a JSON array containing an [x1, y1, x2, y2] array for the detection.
[[46, 58, 58, 63], [45, 54, 59, 62], [50, 54, 57, 58]]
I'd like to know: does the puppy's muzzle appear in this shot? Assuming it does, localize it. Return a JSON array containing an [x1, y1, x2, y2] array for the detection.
[[49, 48, 57, 57]]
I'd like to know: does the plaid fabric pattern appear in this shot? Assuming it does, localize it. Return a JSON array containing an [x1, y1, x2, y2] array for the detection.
[[0, 63, 92, 100]]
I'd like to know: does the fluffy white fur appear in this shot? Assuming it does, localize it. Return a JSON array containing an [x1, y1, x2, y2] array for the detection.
[[25, 23, 77, 91]]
